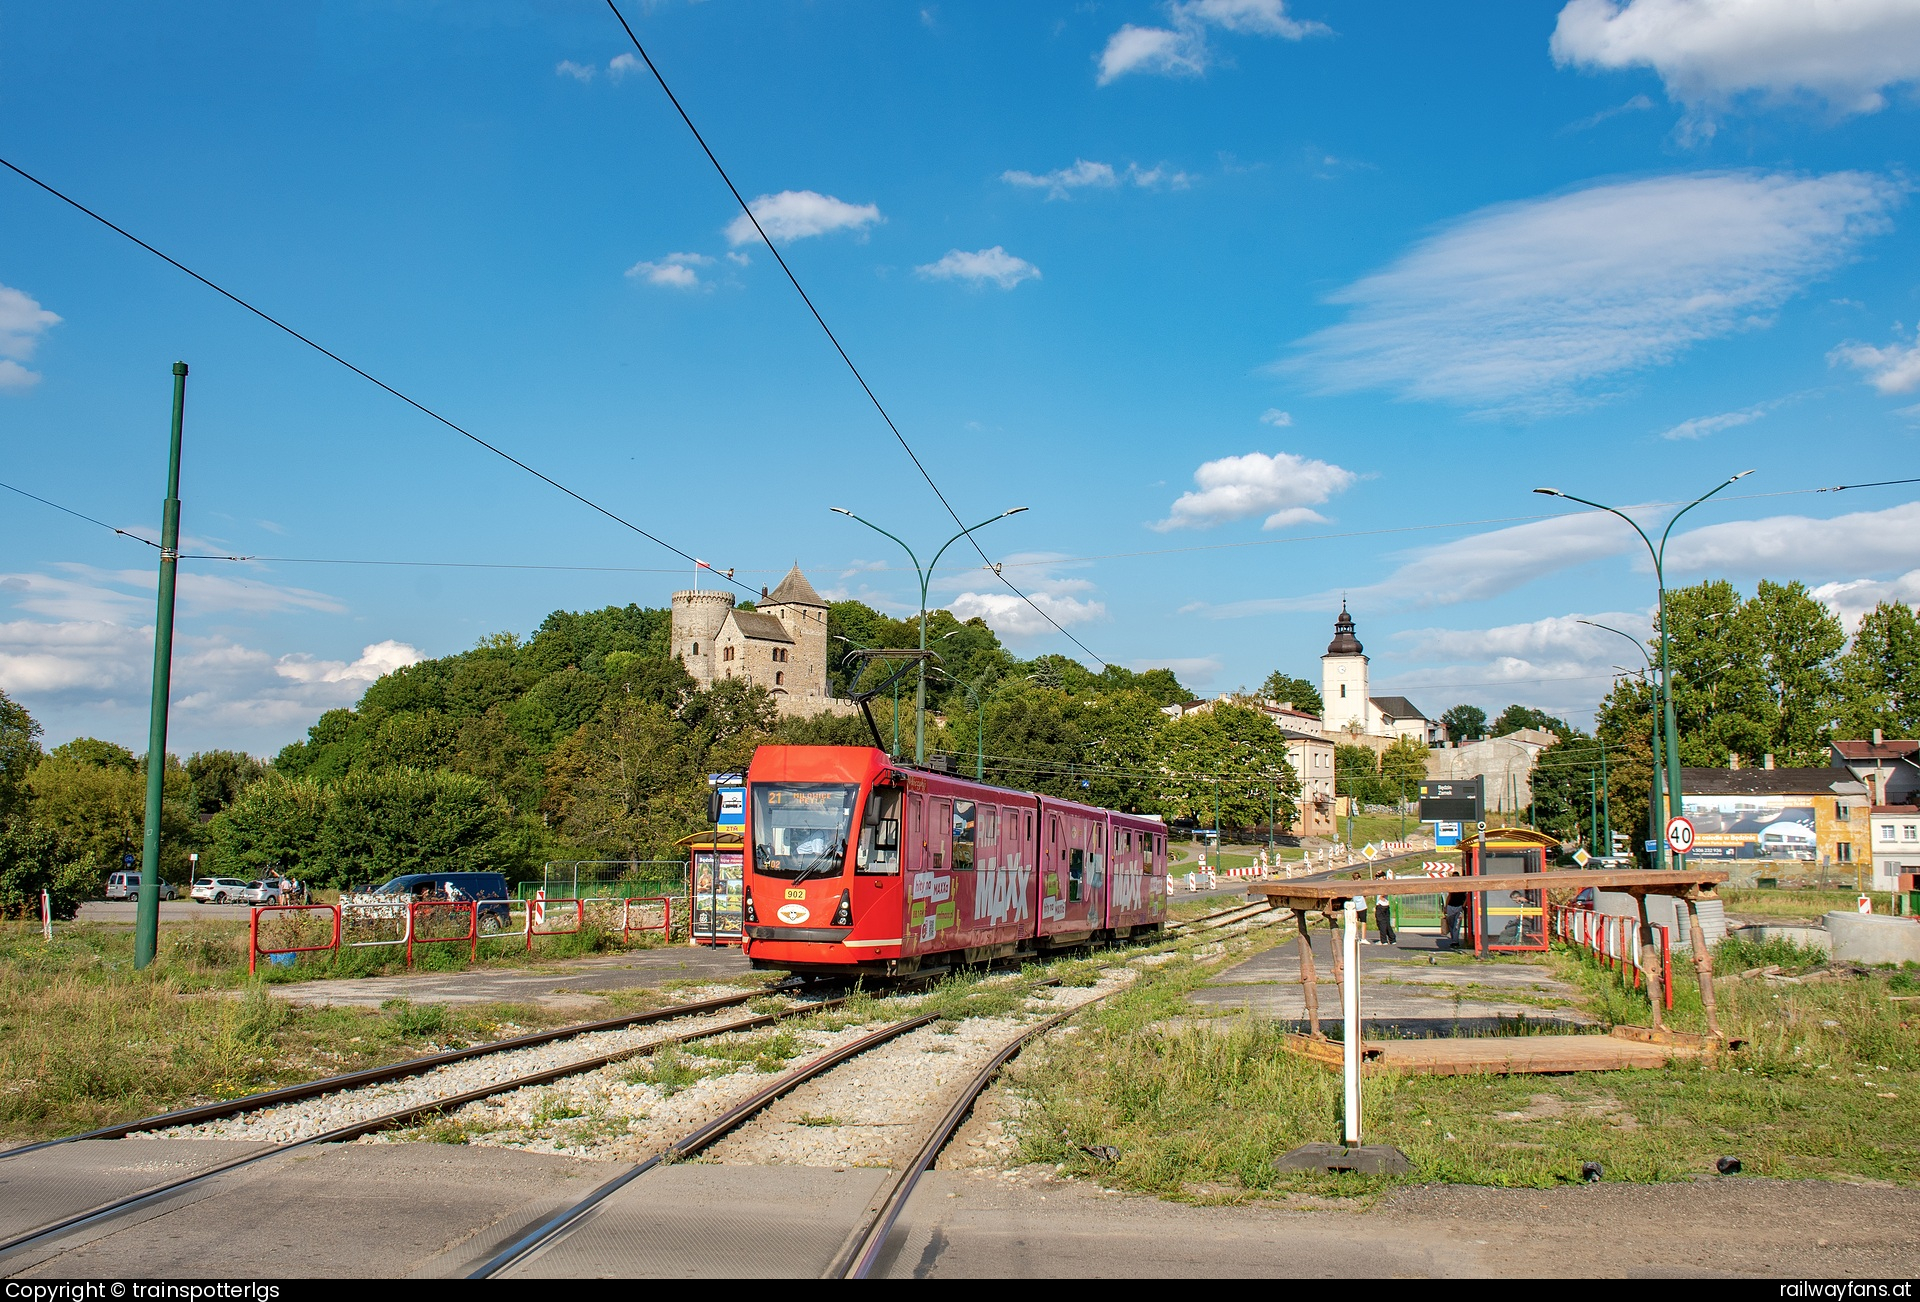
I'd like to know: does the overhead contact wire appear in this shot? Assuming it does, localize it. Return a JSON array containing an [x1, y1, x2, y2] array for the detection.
[[601, 1, 1108, 665], [0, 156, 753, 597]]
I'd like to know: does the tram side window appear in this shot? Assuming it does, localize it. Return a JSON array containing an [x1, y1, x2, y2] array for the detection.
[[857, 786, 903, 875], [981, 806, 998, 845], [952, 800, 976, 872], [1068, 847, 1085, 901]]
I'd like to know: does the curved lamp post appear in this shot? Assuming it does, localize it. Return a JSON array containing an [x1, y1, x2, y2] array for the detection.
[[933, 664, 998, 780], [828, 505, 1027, 764], [1581, 619, 1668, 862], [1537, 471, 1752, 868]]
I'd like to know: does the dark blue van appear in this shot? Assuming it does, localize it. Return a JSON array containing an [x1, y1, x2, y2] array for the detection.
[[373, 872, 513, 932]]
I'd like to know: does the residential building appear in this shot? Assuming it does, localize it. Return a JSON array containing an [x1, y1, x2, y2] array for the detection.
[[1318, 603, 1434, 749], [1869, 805, 1920, 892], [1830, 733, 1920, 807], [1425, 728, 1558, 812]]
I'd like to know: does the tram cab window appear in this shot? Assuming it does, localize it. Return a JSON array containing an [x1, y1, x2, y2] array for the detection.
[[751, 783, 858, 878], [855, 785, 903, 875]]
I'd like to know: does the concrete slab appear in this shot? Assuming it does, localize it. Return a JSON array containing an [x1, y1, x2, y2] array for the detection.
[[1189, 935, 1595, 1035], [0, 1139, 276, 1247], [5, 1142, 619, 1279], [505, 1163, 889, 1278], [260, 947, 760, 1010], [870, 1171, 1920, 1278], [1825, 911, 1920, 965]]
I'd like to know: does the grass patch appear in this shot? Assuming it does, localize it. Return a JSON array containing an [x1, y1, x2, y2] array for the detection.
[[1003, 925, 1920, 1200], [1720, 887, 1894, 922], [690, 1029, 804, 1074], [623, 1046, 718, 1097]]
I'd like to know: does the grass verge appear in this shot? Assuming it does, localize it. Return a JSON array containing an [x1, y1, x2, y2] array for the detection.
[[1004, 928, 1920, 1200]]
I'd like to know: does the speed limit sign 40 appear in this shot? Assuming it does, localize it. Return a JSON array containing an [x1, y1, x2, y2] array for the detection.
[[1665, 815, 1695, 855]]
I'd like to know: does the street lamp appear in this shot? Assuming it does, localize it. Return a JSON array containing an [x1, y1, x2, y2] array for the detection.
[[829, 505, 1028, 765], [1538, 471, 1753, 868], [933, 665, 999, 780], [1582, 618, 1665, 865]]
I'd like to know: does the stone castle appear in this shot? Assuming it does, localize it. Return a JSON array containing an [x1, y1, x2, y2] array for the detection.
[[670, 565, 857, 718]]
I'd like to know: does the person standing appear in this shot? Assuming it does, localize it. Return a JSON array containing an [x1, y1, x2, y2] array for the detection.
[[1374, 892, 1396, 946], [1444, 889, 1468, 948]]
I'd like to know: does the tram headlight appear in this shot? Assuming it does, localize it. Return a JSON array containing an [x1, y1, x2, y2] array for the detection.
[[831, 889, 852, 928]]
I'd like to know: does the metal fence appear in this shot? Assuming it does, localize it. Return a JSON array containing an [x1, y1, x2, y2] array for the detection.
[[520, 860, 687, 902]]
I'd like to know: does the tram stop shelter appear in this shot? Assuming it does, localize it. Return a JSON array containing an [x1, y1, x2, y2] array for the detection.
[[1249, 862, 1733, 1077]]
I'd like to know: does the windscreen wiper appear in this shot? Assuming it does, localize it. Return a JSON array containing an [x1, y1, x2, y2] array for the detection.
[[788, 840, 846, 887]]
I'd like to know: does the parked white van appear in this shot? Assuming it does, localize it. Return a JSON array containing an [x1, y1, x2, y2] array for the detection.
[[105, 871, 177, 901]]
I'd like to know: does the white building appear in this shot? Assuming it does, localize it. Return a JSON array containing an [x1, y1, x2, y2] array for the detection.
[[1870, 805, 1920, 892], [1319, 603, 1434, 747]]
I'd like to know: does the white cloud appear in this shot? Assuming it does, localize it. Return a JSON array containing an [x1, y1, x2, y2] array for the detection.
[[1097, 0, 1329, 84], [0, 283, 61, 392], [1130, 656, 1221, 689], [1551, 0, 1920, 118], [1003, 159, 1118, 198], [724, 191, 881, 246], [273, 639, 423, 686], [1259, 408, 1293, 426], [608, 52, 640, 82], [1001, 159, 1190, 199], [948, 590, 1106, 638], [1811, 570, 1920, 630], [1563, 92, 1657, 131], [1285, 170, 1902, 417], [1398, 610, 1653, 669], [1665, 499, 1920, 577], [915, 247, 1041, 290], [625, 251, 714, 290], [1659, 403, 1769, 439], [1830, 328, 1920, 394], [1097, 0, 1328, 81], [0, 565, 344, 622], [1153, 450, 1356, 532], [555, 59, 594, 82], [1195, 511, 1639, 618]]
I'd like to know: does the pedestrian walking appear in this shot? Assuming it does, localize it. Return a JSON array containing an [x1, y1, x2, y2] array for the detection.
[[1444, 889, 1468, 948], [1374, 892, 1396, 946]]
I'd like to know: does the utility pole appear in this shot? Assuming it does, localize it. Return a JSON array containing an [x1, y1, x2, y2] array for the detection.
[[135, 362, 187, 971], [1589, 770, 1598, 856]]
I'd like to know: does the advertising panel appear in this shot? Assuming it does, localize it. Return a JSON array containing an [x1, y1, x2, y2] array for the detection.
[[691, 848, 746, 943], [1679, 794, 1818, 862]]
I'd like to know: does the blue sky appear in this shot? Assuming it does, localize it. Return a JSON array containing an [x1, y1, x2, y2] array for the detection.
[[4, 0, 1920, 755]]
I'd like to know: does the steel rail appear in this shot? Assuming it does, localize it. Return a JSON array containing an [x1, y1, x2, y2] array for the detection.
[[0, 992, 843, 1263], [469, 977, 1069, 1279], [0, 980, 804, 1161]]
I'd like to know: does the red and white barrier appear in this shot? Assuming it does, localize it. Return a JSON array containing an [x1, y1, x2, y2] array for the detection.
[[1551, 904, 1671, 1010]]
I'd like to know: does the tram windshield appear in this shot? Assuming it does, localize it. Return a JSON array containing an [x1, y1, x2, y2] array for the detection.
[[751, 783, 859, 879]]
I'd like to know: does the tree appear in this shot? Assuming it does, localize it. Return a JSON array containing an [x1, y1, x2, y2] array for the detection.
[[1439, 704, 1486, 744], [1837, 601, 1920, 738], [319, 768, 512, 887], [1529, 731, 1604, 843], [1378, 735, 1429, 805], [1664, 579, 1770, 766], [185, 750, 267, 819], [1259, 672, 1323, 716], [0, 815, 90, 921], [1155, 704, 1298, 831], [1595, 674, 1658, 856], [25, 745, 195, 881], [1333, 744, 1383, 807], [1746, 579, 1844, 765], [1490, 705, 1569, 739], [209, 775, 330, 878], [0, 689, 43, 817]]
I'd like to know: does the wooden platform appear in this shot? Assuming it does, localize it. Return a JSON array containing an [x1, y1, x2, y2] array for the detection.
[[1283, 1026, 1726, 1077], [1253, 867, 1728, 906]]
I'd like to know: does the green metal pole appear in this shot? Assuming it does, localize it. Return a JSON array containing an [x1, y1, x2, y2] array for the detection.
[[1601, 741, 1611, 855], [135, 362, 187, 971], [1589, 769, 1598, 856]]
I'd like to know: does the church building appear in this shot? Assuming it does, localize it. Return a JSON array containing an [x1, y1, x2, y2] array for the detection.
[[1319, 603, 1435, 749]]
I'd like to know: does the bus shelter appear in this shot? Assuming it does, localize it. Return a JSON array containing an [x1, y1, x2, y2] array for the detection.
[[1464, 826, 1561, 955], [682, 831, 745, 948]]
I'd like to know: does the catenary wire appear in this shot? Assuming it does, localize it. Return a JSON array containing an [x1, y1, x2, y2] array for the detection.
[[0, 155, 754, 598], [0, 479, 159, 548], [600, 1, 1108, 666]]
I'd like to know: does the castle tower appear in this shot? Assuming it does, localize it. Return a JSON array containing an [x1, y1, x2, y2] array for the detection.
[[758, 564, 830, 702], [1320, 601, 1370, 736], [669, 588, 733, 690]]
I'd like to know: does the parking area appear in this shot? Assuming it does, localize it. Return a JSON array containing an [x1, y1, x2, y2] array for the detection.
[[76, 900, 258, 923]]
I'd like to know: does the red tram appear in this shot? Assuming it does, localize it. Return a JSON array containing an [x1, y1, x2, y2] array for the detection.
[[740, 745, 1170, 977]]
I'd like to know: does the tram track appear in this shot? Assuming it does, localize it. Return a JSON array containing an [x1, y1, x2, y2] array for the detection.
[[2, 910, 1291, 1275]]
